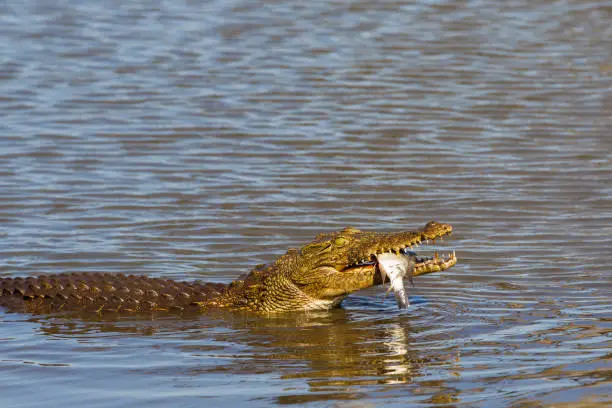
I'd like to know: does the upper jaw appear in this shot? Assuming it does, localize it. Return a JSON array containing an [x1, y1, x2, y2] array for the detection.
[[346, 221, 455, 272]]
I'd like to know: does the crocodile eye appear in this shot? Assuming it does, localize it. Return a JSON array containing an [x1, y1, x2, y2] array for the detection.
[[334, 237, 348, 247]]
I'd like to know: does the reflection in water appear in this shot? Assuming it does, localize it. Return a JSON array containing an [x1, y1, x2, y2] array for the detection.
[[23, 303, 608, 406], [26, 309, 462, 403]]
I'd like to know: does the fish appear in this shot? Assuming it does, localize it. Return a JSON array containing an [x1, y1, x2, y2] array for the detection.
[[376, 252, 416, 309]]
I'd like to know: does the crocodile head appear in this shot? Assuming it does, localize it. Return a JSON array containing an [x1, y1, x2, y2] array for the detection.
[[224, 221, 457, 312]]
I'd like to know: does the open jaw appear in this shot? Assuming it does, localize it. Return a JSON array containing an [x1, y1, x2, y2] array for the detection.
[[356, 250, 457, 309], [345, 222, 457, 309]]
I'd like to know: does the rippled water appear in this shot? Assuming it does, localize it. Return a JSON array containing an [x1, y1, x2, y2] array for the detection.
[[1, 0, 611, 406]]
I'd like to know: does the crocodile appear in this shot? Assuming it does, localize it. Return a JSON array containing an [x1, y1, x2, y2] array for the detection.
[[0, 221, 457, 314]]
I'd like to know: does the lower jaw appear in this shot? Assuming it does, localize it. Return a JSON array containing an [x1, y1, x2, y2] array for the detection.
[[413, 252, 457, 276], [353, 251, 457, 273]]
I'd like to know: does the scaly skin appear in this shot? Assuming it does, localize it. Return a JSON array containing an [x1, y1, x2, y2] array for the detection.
[[0, 221, 457, 314]]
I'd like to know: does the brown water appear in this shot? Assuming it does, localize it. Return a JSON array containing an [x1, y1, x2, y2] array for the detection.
[[1, 0, 611, 406]]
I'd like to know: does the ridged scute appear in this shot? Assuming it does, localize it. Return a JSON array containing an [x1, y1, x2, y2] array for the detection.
[[0, 272, 228, 314]]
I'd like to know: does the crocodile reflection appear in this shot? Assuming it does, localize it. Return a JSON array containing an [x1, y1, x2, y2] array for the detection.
[[28, 306, 460, 398]]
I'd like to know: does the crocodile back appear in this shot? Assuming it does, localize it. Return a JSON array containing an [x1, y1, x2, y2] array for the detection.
[[0, 273, 228, 314]]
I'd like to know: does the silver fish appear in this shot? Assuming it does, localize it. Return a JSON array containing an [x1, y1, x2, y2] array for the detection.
[[376, 252, 416, 309]]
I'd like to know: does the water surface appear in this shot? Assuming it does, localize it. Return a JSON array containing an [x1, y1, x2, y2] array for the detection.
[[1, 0, 611, 406]]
